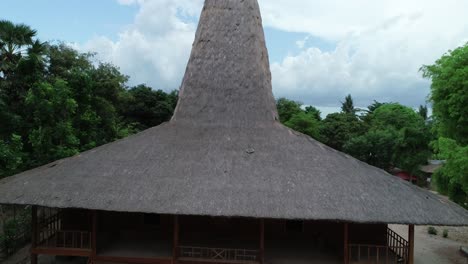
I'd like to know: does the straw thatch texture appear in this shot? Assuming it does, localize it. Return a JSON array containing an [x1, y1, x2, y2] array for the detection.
[[0, 0, 467, 226]]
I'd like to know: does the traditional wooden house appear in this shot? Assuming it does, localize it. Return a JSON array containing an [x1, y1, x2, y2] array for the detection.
[[1, 1, 467, 264]]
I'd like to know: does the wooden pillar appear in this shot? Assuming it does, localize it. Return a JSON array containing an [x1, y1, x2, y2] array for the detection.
[[91, 210, 97, 258], [408, 225, 415, 264], [173, 215, 179, 264], [259, 219, 265, 264], [31, 206, 38, 264], [344, 223, 349, 264]]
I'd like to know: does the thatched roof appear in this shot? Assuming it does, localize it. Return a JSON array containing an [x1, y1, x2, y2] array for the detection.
[[0, 0, 467, 226], [420, 164, 442, 174]]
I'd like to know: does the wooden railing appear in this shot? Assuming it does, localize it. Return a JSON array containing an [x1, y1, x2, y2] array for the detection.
[[179, 246, 259, 263], [349, 244, 406, 264], [38, 229, 91, 249], [387, 228, 408, 261], [38, 210, 61, 232], [348, 228, 409, 264]]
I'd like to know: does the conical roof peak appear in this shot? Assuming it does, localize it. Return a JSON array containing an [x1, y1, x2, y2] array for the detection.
[[172, 0, 278, 127]]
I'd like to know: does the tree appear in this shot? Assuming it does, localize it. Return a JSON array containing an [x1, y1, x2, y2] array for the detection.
[[344, 129, 397, 169], [123, 85, 178, 130], [432, 138, 468, 207], [370, 103, 425, 131], [284, 112, 322, 140], [421, 43, 468, 145], [25, 79, 79, 164], [418, 105, 428, 121], [276, 98, 302, 123], [373, 104, 431, 172], [361, 100, 386, 127], [341, 94, 356, 115], [0, 20, 37, 78], [366, 100, 385, 113], [0, 134, 23, 178], [346, 103, 431, 173], [304, 105, 322, 121], [320, 113, 363, 151]]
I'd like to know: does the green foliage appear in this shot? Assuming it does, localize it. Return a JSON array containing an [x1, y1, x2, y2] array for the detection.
[[432, 138, 468, 206], [284, 112, 322, 140], [276, 98, 302, 123], [276, 98, 323, 141], [443, 229, 448, 238], [304, 105, 322, 121], [370, 104, 425, 131], [0, 21, 178, 179], [427, 226, 438, 235], [367, 101, 386, 113], [341, 94, 357, 115], [0, 207, 31, 256], [421, 43, 468, 145], [0, 134, 23, 178], [418, 105, 428, 121], [25, 80, 79, 164], [0, 20, 37, 76], [344, 129, 397, 169], [320, 113, 363, 151], [124, 85, 178, 130], [344, 103, 431, 174], [422, 44, 468, 206]]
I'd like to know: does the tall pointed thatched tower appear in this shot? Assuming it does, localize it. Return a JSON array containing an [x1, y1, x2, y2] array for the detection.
[[0, 1, 467, 264]]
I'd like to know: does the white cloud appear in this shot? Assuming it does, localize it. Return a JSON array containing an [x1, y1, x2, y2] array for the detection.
[[263, 0, 468, 107], [83, 0, 468, 107], [83, 0, 203, 90]]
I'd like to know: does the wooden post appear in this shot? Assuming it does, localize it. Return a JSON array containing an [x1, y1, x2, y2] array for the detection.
[[344, 223, 349, 264], [259, 219, 265, 264], [408, 225, 414, 264], [31, 206, 38, 264], [173, 215, 179, 264], [91, 210, 97, 258]]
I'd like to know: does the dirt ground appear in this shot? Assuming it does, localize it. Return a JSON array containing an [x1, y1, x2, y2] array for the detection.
[[390, 224, 468, 264]]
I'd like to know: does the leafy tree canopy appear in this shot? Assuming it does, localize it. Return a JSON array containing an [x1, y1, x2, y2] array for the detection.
[[304, 105, 322, 121], [421, 43, 468, 145], [320, 113, 363, 151], [432, 138, 468, 206], [341, 94, 357, 115], [0, 21, 178, 178], [276, 98, 302, 123], [345, 103, 430, 173], [284, 112, 322, 141]]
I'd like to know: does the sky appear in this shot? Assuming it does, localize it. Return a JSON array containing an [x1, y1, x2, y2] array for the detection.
[[1, 0, 467, 115]]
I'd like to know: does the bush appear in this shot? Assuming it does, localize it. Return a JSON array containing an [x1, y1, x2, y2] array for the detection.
[[428, 226, 438, 235], [443, 229, 449, 238], [0, 207, 31, 256]]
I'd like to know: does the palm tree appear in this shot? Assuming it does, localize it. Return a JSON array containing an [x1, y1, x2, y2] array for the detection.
[[0, 20, 37, 78], [341, 94, 356, 115]]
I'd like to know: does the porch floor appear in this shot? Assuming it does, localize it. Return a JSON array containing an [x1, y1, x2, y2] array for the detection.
[[265, 240, 342, 264], [97, 238, 172, 258]]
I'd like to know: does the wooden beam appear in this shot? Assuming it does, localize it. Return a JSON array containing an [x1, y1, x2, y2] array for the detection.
[[31, 206, 38, 264], [408, 225, 415, 264], [344, 223, 349, 264], [91, 210, 97, 258], [173, 215, 179, 264], [94, 255, 173, 264], [259, 219, 265, 264], [32, 248, 91, 257]]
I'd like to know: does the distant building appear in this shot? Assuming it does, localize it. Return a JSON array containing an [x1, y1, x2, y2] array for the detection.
[[420, 160, 445, 186], [388, 167, 417, 184]]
